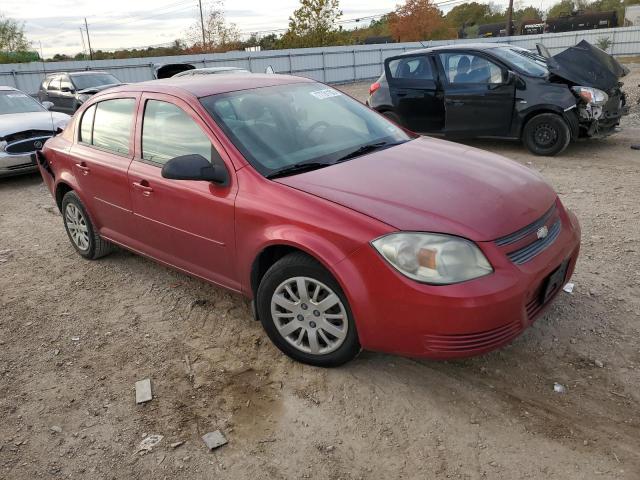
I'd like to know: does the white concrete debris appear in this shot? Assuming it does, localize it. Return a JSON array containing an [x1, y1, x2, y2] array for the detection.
[[202, 430, 227, 451], [135, 378, 153, 404]]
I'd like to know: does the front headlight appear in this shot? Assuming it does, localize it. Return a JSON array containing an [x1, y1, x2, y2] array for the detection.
[[371, 232, 493, 285], [572, 86, 608, 106]]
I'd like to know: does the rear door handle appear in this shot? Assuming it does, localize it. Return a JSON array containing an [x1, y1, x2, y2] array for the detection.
[[75, 162, 90, 175], [132, 180, 153, 196]]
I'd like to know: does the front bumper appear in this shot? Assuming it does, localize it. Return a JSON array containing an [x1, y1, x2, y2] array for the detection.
[[335, 203, 581, 359], [0, 151, 39, 178]]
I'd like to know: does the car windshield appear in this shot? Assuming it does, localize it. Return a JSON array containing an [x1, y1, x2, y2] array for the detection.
[[0, 90, 45, 114], [71, 73, 120, 90], [492, 47, 548, 77], [201, 82, 411, 177]]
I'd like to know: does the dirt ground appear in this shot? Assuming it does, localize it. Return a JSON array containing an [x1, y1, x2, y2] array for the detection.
[[1, 68, 639, 480]]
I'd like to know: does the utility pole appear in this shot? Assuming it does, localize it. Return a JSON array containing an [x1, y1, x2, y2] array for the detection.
[[198, 0, 206, 51], [84, 17, 94, 60], [79, 27, 87, 60], [505, 0, 514, 37]]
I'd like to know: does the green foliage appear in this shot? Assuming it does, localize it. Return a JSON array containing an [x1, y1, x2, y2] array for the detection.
[[0, 50, 39, 63], [0, 12, 34, 63], [281, 0, 343, 48], [596, 36, 612, 49]]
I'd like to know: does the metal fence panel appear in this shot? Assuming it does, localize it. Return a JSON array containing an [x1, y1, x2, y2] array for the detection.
[[1, 26, 639, 94]]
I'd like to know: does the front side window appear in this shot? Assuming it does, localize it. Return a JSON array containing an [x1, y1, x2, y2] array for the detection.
[[200, 82, 411, 177], [439, 53, 505, 84], [60, 77, 74, 91], [89, 98, 135, 155], [388, 56, 433, 80], [142, 100, 214, 165]]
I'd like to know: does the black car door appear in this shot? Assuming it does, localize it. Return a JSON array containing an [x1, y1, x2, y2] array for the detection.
[[45, 76, 64, 111], [57, 76, 77, 113], [436, 51, 515, 137], [384, 54, 445, 133]]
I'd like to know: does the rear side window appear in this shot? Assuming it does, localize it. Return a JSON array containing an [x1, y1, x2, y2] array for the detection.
[[84, 98, 135, 155], [141, 100, 215, 165], [48, 78, 61, 91], [79, 104, 96, 143], [60, 76, 73, 91], [388, 56, 433, 80]]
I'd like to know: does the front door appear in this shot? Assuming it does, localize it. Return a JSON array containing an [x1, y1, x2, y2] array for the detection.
[[385, 54, 445, 132], [67, 95, 138, 244], [437, 52, 515, 137], [57, 76, 77, 114], [127, 93, 239, 290]]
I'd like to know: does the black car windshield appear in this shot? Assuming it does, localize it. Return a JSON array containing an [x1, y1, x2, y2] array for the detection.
[[0, 90, 45, 114], [492, 47, 548, 77], [201, 82, 411, 176], [71, 73, 120, 90]]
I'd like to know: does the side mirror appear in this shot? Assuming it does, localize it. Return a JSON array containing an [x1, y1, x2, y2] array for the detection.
[[161, 154, 229, 186], [42, 101, 54, 110], [61, 87, 74, 93]]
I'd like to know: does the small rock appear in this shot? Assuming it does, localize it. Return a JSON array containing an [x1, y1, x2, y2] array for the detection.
[[437, 444, 446, 451], [584, 440, 589, 446], [71, 337, 80, 342], [171, 441, 184, 449], [50, 426, 62, 434], [53, 349, 60, 356], [202, 430, 227, 451], [570, 338, 577, 344], [325, 445, 335, 453], [562, 282, 575, 294], [137, 434, 163, 453], [594, 360, 604, 368], [489, 461, 498, 467], [553, 382, 566, 394]]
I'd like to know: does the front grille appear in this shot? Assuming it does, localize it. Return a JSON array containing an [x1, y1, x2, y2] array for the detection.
[[4, 130, 51, 143], [423, 321, 522, 354], [495, 205, 556, 247], [5, 136, 51, 154], [6, 162, 35, 170], [507, 220, 561, 265]]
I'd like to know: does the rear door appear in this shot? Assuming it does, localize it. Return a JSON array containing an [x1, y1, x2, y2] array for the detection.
[[67, 94, 139, 244], [127, 93, 239, 290], [436, 51, 515, 137], [384, 54, 445, 133]]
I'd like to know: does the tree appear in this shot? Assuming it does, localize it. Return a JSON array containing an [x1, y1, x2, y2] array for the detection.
[[445, 2, 492, 28], [186, 1, 240, 51], [0, 13, 30, 52], [388, 0, 450, 42], [281, 0, 343, 48]]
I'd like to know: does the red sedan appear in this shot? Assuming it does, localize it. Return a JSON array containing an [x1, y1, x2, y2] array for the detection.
[[37, 74, 580, 367]]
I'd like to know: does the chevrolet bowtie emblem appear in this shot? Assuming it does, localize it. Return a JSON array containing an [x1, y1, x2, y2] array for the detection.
[[536, 225, 549, 239]]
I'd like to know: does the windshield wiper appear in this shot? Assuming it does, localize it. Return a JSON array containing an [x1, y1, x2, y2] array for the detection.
[[335, 141, 405, 163], [266, 161, 332, 179]]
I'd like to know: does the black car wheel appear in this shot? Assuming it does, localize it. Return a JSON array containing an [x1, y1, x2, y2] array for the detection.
[[522, 113, 570, 156], [256, 252, 361, 367]]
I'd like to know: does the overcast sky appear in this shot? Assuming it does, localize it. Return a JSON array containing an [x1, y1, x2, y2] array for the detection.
[[3, 0, 548, 57]]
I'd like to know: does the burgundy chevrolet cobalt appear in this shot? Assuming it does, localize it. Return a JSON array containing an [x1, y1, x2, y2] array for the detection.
[[37, 74, 580, 367]]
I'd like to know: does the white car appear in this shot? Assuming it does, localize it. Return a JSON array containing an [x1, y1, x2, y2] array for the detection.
[[0, 86, 70, 178]]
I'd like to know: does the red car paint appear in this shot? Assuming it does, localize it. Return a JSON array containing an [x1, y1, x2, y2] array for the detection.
[[37, 74, 580, 359]]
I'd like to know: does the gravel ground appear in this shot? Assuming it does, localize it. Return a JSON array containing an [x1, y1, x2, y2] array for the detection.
[[1, 67, 639, 479]]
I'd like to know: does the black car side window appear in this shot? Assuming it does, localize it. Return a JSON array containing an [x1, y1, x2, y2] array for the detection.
[[48, 78, 61, 91], [389, 56, 433, 81], [439, 53, 505, 85]]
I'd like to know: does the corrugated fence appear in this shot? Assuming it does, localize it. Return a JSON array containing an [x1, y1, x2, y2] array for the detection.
[[1, 25, 639, 94]]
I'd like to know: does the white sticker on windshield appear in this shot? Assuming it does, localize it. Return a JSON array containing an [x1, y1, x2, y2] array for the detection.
[[310, 89, 342, 100], [7, 93, 28, 98]]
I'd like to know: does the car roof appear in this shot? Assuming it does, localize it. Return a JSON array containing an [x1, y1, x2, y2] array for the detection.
[[46, 71, 112, 77], [102, 73, 313, 98], [193, 67, 248, 72], [399, 43, 510, 56]]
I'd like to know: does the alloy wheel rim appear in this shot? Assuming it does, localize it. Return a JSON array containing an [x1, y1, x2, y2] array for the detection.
[[270, 276, 348, 355], [65, 204, 90, 251]]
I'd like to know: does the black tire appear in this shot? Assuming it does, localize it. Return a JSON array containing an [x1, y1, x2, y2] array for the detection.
[[256, 252, 361, 367], [61, 191, 113, 260], [381, 110, 404, 126], [522, 113, 571, 156]]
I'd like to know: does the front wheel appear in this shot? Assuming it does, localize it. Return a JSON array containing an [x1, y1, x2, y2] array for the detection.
[[522, 113, 571, 156], [256, 252, 360, 367]]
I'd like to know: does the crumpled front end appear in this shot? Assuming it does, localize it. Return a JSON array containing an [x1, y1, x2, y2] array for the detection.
[[575, 85, 628, 138]]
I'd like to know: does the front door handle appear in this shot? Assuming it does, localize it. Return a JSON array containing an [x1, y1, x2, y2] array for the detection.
[[75, 162, 90, 175], [445, 99, 465, 107], [132, 180, 153, 196]]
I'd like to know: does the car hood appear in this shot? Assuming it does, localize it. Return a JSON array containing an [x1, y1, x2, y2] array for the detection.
[[76, 83, 123, 95], [546, 40, 629, 91], [276, 137, 557, 241], [0, 111, 70, 138]]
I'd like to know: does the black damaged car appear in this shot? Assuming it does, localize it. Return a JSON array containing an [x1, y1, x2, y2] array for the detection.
[[367, 41, 629, 156], [37, 71, 123, 114]]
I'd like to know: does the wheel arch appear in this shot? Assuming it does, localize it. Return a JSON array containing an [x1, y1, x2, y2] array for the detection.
[[518, 106, 579, 140], [54, 181, 74, 212]]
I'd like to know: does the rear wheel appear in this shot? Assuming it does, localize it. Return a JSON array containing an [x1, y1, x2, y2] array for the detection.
[[62, 191, 113, 260], [256, 252, 360, 367], [522, 113, 571, 156]]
